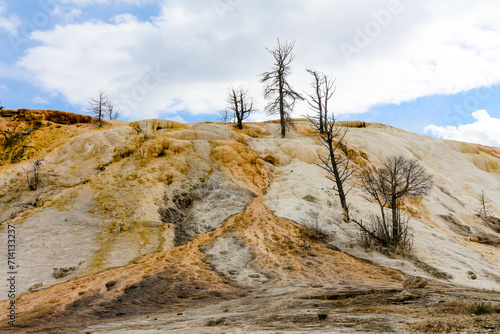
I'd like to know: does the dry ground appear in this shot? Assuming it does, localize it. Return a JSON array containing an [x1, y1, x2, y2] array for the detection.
[[3, 277, 500, 333]]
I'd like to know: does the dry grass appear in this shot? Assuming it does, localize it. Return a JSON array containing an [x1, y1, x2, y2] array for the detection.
[[408, 300, 500, 333]]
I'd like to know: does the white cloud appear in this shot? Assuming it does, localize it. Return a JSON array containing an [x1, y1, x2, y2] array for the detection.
[[51, 0, 154, 22], [169, 115, 185, 123], [16, 0, 500, 124], [33, 96, 49, 104], [0, 1, 21, 35], [247, 110, 271, 123], [425, 110, 500, 148], [57, 0, 154, 6], [52, 6, 83, 22]]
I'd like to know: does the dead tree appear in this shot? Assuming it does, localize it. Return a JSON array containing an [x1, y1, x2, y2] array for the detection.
[[306, 69, 336, 134], [476, 190, 494, 219], [106, 101, 120, 120], [218, 108, 232, 123], [354, 155, 433, 250], [25, 158, 44, 191], [226, 85, 255, 129], [88, 90, 113, 127], [309, 115, 354, 222], [260, 39, 304, 137]]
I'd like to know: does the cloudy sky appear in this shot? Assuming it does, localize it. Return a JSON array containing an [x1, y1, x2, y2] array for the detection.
[[1, 0, 499, 147]]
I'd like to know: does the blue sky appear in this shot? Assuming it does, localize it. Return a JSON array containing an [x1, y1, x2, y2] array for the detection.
[[1, 0, 499, 147]]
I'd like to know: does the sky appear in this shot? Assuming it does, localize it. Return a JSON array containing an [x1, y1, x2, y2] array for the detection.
[[0, 0, 499, 147]]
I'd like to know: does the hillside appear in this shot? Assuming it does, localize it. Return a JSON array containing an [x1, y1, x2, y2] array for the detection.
[[0, 109, 499, 333]]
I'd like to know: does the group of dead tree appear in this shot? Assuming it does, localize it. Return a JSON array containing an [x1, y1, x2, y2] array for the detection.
[[299, 51, 433, 252], [220, 39, 436, 252], [224, 39, 303, 134], [316, 117, 433, 251]]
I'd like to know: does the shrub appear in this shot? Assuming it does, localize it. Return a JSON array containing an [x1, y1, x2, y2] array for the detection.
[[303, 221, 329, 242], [471, 301, 491, 315]]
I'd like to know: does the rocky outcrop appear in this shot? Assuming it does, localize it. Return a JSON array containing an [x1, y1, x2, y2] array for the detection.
[[1, 109, 94, 124]]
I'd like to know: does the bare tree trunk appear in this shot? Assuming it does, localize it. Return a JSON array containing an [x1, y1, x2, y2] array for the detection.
[[309, 117, 354, 223], [391, 196, 398, 246], [327, 136, 349, 220], [279, 73, 286, 137]]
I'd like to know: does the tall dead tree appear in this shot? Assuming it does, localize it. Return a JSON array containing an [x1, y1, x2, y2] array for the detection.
[[260, 39, 304, 137], [88, 90, 112, 127], [306, 69, 336, 134], [306, 69, 351, 221], [355, 155, 433, 249], [310, 115, 354, 222], [226, 85, 255, 129]]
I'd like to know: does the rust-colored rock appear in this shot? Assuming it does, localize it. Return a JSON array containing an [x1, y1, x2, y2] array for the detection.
[[2, 109, 94, 124]]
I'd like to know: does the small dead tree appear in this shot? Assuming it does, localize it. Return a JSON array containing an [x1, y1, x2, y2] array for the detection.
[[354, 155, 433, 250], [476, 190, 495, 220], [226, 85, 255, 129], [218, 108, 231, 123], [476, 191, 491, 218], [306, 69, 336, 134], [260, 39, 304, 137], [25, 158, 44, 191], [88, 90, 113, 127], [106, 101, 120, 120]]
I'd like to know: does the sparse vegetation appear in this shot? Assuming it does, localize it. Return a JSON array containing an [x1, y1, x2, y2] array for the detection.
[[353, 155, 433, 252], [414, 321, 465, 333], [410, 300, 500, 333], [260, 39, 304, 137], [302, 221, 329, 242], [471, 301, 492, 315], [317, 313, 328, 320], [0, 124, 33, 148], [0, 124, 35, 164]]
